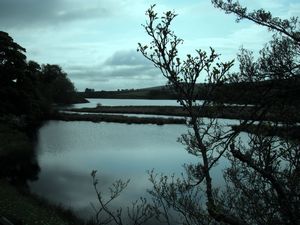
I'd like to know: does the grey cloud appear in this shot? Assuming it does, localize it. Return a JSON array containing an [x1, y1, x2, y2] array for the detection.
[[66, 49, 162, 90], [68, 63, 158, 81], [70, 66, 163, 91], [105, 49, 152, 66], [67, 49, 158, 80], [0, 0, 111, 29], [70, 68, 109, 82]]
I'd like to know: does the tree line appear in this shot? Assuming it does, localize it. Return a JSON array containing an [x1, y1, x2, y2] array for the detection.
[[0, 31, 80, 126]]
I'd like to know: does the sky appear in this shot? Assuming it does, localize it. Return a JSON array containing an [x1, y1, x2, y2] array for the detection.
[[1, 0, 299, 91]]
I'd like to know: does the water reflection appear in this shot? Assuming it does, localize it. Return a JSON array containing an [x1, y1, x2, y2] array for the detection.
[[29, 120, 232, 220], [0, 141, 40, 187], [29, 121, 199, 219]]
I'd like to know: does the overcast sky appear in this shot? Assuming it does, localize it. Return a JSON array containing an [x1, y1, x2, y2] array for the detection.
[[1, 0, 299, 91]]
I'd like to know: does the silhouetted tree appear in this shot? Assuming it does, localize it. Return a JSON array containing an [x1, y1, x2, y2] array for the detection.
[[137, 3, 299, 225], [0, 31, 37, 117], [0, 31, 27, 86], [40, 64, 77, 104], [90, 171, 154, 225], [0, 31, 78, 124], [211, 0, 300, 45]]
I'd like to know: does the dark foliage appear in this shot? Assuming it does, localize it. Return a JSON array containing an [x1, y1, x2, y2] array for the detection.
[[0, 31, 78, 126]]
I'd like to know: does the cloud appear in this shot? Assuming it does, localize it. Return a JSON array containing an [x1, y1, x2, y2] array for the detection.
[[0, 0, 113, 29], [4, 0, 298, 91], [66, 49, 163, 90], [105, 49, 152, 66]]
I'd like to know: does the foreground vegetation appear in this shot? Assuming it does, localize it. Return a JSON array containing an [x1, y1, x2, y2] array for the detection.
[[140, 2, 300, 224], [0, 180, 82, 225]]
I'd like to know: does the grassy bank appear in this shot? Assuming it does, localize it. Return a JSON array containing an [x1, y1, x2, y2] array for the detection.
[[67, 105, 300, 123], [0, 180, 80, 225], [51, 112, 186, 125]]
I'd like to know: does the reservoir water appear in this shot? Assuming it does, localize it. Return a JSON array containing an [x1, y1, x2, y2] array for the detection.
[[29, 99, 231, 220], [70, 98, 181, 108], [29, 121, 198, 218]]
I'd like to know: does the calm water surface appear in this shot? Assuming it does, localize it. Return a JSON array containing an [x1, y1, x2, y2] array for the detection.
[[30, 99, 234, 220], [29, 121, 206, 219], [71, 98, 182, 108]]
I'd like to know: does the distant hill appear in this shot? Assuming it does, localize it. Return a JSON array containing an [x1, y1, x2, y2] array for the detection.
[[79, 77, 300, 106]]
